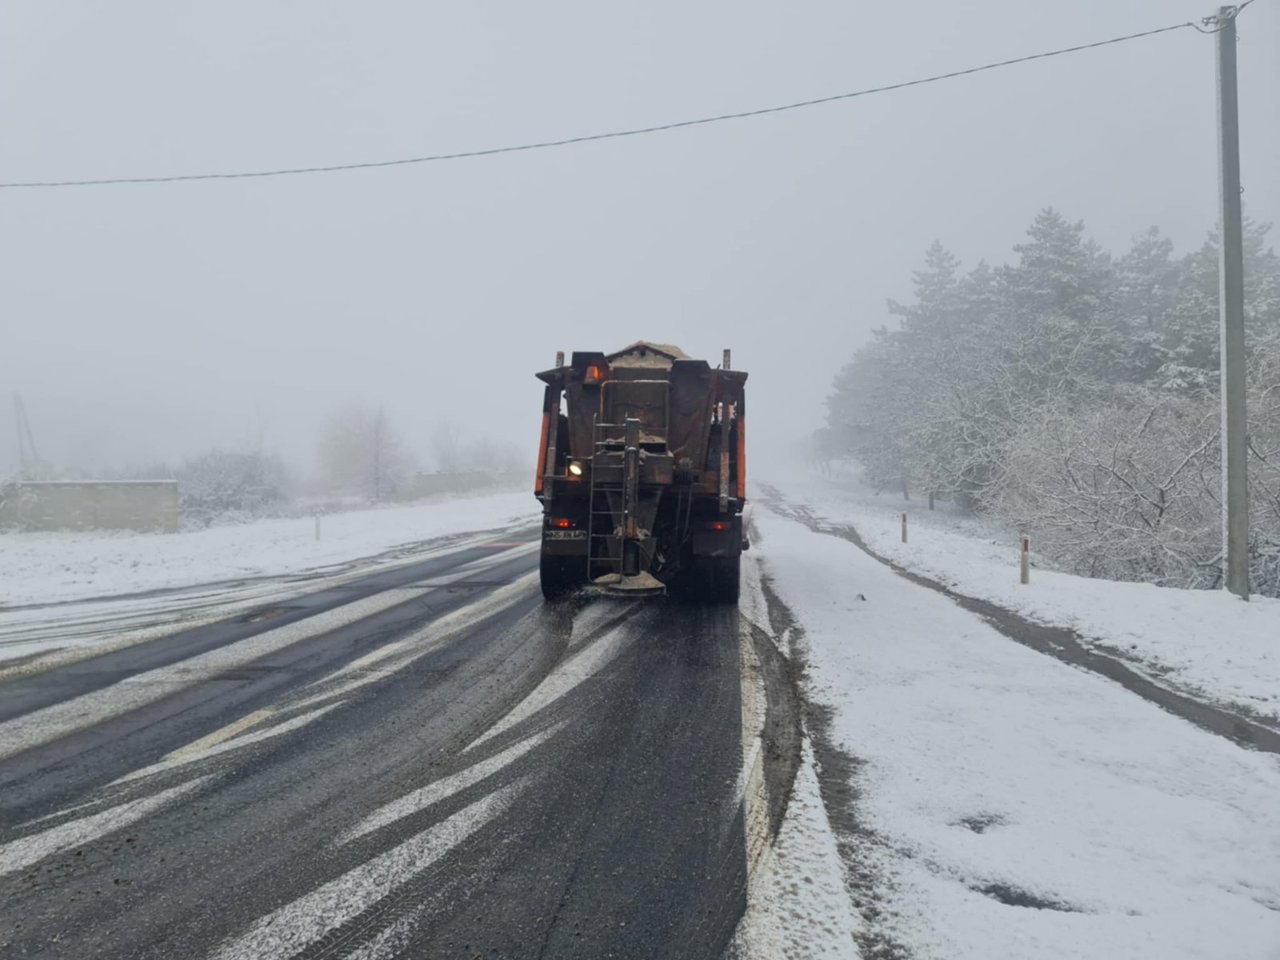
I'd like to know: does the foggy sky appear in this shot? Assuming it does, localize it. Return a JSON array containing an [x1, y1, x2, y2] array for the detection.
[[2, 1, 1277, 479]]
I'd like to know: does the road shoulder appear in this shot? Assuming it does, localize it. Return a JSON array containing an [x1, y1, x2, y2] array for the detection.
[[750, 500, 1280, 960]]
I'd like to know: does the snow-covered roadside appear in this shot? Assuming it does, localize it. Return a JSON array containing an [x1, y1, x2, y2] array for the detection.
[[734, 550, 861, 959], [753, 502, 1280, 960], [769, 470, 1280, 725], [0, 491, 538, 608], [733, 740, 861, 960]]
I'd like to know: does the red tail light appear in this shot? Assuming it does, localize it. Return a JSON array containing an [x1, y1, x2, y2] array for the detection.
[[709, 521, 730, 532], [553, 518, 574, 529]]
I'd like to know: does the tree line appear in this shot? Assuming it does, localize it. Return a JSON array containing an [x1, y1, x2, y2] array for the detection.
[[75, 407, 524, 528], [822, 209, 1280, 596]]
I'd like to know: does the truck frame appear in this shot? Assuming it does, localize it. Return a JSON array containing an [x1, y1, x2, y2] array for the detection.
[[534, 342, 747, 602]]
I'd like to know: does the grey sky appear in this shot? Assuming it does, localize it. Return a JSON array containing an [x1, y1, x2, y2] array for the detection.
[[2, 0, 1276, 477]]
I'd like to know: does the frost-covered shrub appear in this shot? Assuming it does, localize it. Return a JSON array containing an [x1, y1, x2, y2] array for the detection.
[[177, 450, 289, 527], [994, 390, 1220, 587], [1247, 336, 1280, 596]]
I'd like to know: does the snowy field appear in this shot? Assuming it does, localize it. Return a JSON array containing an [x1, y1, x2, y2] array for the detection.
[[750, 500, 1280, 960], [0, 490, 538, 608], [771, 468, 1280, 725], [0, 491, 539, 671]]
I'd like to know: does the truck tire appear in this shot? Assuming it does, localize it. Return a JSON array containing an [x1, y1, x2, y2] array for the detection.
[[709, 555, 741, 604], [683, 555, 740, 604], [540, 553, 582, 601]]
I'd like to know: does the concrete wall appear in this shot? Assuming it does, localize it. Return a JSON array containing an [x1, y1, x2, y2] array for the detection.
[[0, 481, 179, 533]]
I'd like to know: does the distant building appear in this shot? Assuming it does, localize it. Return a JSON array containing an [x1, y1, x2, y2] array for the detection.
[[0, 480, 179, 533]]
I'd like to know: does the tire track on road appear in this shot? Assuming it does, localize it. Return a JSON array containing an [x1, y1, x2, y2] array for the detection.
[[2, 551, 806, 960], [0, 546, 540, 821]]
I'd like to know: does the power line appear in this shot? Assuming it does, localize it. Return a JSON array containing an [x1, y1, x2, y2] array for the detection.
[[0, 16, 1238, 190], [1194, 0, 1255, 32]]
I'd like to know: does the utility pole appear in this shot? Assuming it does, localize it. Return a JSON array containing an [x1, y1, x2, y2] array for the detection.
[[13, 394, 41, 480], [1215, 5, 1249, 599]]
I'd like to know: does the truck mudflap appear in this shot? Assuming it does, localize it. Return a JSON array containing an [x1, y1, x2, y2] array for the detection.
[[690, 515, 744, 558]]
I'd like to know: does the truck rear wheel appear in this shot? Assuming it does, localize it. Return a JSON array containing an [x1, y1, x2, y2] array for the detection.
[[683, 555, 740, 604], [540, 553, 583, 601], [708, 555, 741, 604]]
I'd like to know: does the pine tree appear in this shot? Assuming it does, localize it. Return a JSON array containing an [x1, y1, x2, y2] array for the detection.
[[996, 208, 1115, 397], [821, 211, 1280, 594], [1159, 219, 1280, 394], [1113, 227, 1179, 383]]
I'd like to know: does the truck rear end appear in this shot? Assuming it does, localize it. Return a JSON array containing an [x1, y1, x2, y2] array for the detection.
[[534, 342, 747, 602]]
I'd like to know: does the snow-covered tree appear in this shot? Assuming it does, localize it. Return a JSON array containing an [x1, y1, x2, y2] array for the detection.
[[1157, 220, 1280, 394], [177, 450, 289, 526], [1247, 335, 1280, 595], [430, 422, 461, 474], [1111, 227, 1179, 384], [996, 388, 1220, 586], [823, 208, 1280, 596], [317, 406, 410, 501]]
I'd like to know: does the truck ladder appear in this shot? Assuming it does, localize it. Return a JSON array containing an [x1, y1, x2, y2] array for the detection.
[[587, 418, 624, 582]]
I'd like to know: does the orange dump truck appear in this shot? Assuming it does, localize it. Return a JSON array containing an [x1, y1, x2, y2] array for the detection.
[[534, 342, 747, 601]]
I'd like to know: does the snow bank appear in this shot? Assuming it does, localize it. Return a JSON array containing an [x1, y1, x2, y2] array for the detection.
[[733, 741, 861, 959], [755, 503, 1280, 960], [771, 469, 1280, 724], [734, 550, 861, 958], [0, 491, 538, 607]]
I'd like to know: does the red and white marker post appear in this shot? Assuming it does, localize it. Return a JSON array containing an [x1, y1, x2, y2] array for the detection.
[[1020, 536, 1031, 585]]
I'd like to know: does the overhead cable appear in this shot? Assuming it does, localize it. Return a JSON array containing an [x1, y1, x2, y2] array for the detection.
[[0, 16, 1244, 190]]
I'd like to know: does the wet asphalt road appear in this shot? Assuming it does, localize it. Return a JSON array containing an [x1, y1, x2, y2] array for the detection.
[[0, 530, 795, 959]]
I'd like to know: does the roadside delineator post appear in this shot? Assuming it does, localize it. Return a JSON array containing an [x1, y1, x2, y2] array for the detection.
[[901, 512, 908, 544], [315, 515, 321, 541], [1020, 536, 1030, 585]]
